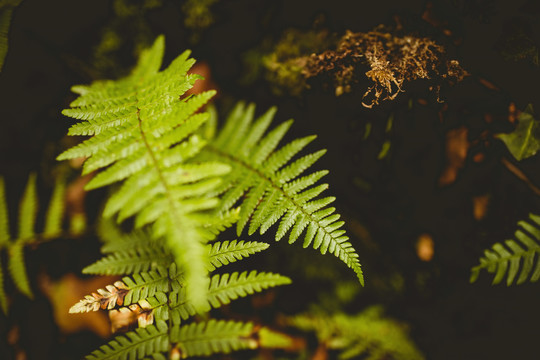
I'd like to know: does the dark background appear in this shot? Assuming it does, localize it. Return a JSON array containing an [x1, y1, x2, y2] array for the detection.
[[0, 0, 539, 359]]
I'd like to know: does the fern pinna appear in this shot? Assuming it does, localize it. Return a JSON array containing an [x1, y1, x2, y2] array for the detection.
[[70, 226, 291, 359], [471, 213, 540, 285], [0, 173, 74, 314], [57, 35, 229, 308], [198, 102, 364, 284]]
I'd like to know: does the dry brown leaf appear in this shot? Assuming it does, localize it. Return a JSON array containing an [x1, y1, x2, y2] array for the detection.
[[40, 273, 119, 337]]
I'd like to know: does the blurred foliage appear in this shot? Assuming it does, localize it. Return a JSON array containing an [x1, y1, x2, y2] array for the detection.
[[288, 306, 424, 360], [182, 0, 219, 42], [496, 18, 539, 66], [243, 28, 336, 95], [0, 0, 22, 72]]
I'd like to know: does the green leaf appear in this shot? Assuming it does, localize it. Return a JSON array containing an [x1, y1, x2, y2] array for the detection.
[[18, 173, 37, 240], [498, 105, 540, 161], [0, 176, 10, 246], [43, 176, 66, 237], [8, 241, 32, 298], [0, 263, 8, 314], [0, 0, 23, 72]]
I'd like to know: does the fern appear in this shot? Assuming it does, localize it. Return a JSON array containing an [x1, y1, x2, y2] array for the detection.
[[471, 213, 540, 285], [289, 306, 424, 360], [198, 102, 364, 284], [83, 245, 172, 275], [71, 233, 290, 359], [86, 320, 170, 360], [0, 0, 23, 72], [207, 239, 269, 271], [0, 173, 71, 313], [84, 233, 269, 275], [58, 35, 230, 308], [141, 270, 291, 324], [170, 319, 256, 357]]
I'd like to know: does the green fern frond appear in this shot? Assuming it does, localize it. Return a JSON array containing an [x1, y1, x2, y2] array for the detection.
[[86, 320, 169, 360], [170, 319, 256, 357], [86, 319, 257, 360], [0, 174, 71, 310], [97, 219, 155, 254], [200, 102, 364, 285], [205, 270, 291, 306], [191, 208, 240, 241], [86, 237, 269, 276], [144, 271, 291, 324], [71, 266, 177, 313], [471, 213, 540, 285], [83, 246, 172, 275], [58, 35, 230, 309], [289, 306, 424, 360], [207, 240, 270, 271]]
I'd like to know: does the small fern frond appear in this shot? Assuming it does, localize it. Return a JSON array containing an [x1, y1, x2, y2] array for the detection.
[[72, 263, 189, 314], [0, 174, 71, 311], [471, 213, 540, 285], [170, 319, 256, 358], [86, 320, 169, 360], [83, 246, 172, 275], [289, 306, 424, 360], [97, 218, 154, 254], [122, 267, 179, 306], [69, 281, 129, 313], [58, 35, 231, 309], [206, 271, 291, 306], [191, 208, 240, 241], [207, 240, 270, 271], [165, 271, 291, 323], [200, 102, 364, 285], [85, 235, 269, 277]]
